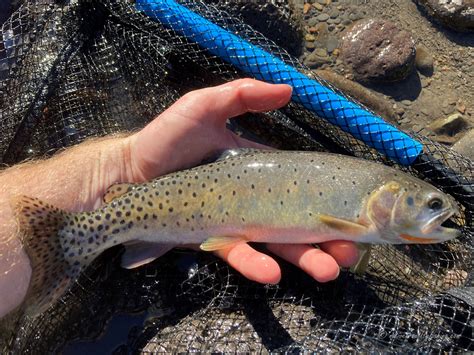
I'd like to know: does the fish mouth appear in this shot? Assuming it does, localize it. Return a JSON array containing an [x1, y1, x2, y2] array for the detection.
[[400, 207, 460, 244], [420, 207, 456, 235]]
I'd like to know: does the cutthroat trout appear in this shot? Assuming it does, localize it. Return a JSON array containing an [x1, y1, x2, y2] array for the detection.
[[15, 149, 459, 315]]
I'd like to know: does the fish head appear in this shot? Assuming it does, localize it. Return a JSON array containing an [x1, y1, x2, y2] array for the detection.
[[366, 180, 460, 244]]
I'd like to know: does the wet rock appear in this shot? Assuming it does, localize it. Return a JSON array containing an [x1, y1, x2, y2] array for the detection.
[[414, 0, 474, 32], [415, 45, 434, 76], [304, 48, 332, 68], [339, 19, 416, 82], [451, 129, 474, 160], [428, 113, 470, 136]]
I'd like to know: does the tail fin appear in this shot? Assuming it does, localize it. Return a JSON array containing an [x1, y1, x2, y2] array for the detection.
[[13, 196, 84, 317]]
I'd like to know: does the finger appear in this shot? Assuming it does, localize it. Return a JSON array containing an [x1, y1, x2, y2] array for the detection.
[[127, 80, 291, 180], [166, 79, 292, 126], [214, 243, 281, 284], [267, 244, 340, 282], [319, 241, 359, 268]]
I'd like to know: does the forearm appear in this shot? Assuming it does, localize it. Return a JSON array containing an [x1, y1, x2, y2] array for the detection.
[[0, 135, 129, 317]]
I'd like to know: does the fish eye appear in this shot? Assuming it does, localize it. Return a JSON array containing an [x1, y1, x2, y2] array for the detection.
[[428, 197, 443, 210]]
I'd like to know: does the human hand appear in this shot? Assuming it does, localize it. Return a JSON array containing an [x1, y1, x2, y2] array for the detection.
[[0, 80, 359, 318], [118, 79, 359, 283]]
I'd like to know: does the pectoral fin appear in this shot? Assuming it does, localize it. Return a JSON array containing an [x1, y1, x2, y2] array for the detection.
[[318, 214, 368, 237], [103, 183, 134, 203], [200, 236, 246, 251]]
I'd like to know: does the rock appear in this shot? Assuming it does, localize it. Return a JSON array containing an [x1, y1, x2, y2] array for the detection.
[[316, 13, 330, 21], [413, 0, 474, 32], [326, 36, 339, 52], [303, 3, 312, 14], [327, 17, 341, 24], [451, 129, 474, 160], [428, 113, 470, 136], [313, 3, 324, 11], [456, 100, 467, 114], [401, 99, 412, 106], [308, 17, 320, 27], [305, 41, 316, 50], [304, 48, 332, 68], [305, 33, 316, 41], [314, 69, 400, 123], [415, 45, 434, 76], [342, 18, 352, 25], [339, 19, 416, 82], [329, 9, 340, 18]]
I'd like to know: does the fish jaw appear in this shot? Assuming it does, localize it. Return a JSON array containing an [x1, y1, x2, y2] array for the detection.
[[399, 224, 461, 244], [420, 207, 456, 234]]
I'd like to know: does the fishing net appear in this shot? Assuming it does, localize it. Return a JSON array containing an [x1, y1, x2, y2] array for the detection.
[[1, 0, 472, 353]]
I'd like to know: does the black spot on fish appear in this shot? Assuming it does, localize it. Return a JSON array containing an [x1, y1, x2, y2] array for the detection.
[[116, 211, 122, 218], [162, 223, 167, 227], [407, 197, 414, 206], [169, 207, 174, 213], [319, 192, 323, 196], [105, 213, 111, 220], [137, 206, 143, 212]]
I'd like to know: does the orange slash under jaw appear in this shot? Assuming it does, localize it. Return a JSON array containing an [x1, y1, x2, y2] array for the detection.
[[400, 234, 438, 244]]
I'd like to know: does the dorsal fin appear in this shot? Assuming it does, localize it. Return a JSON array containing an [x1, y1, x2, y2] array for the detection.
[[103, 183, 134, 204]]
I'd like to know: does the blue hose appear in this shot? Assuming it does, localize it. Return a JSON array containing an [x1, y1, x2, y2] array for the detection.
[[136, 0, 424, 166]]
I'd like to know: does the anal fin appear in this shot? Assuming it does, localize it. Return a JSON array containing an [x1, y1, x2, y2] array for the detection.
[[121, 242, 174, 269]]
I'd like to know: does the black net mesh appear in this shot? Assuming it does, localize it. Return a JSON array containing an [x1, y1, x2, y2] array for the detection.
[[0, 0, 472, 353]]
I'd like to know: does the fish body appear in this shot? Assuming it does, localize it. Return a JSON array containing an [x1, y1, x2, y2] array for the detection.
[[15, 149, 460, 315]]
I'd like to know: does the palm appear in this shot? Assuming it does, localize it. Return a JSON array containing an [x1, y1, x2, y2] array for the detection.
[[120, 79, 358, 284]]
